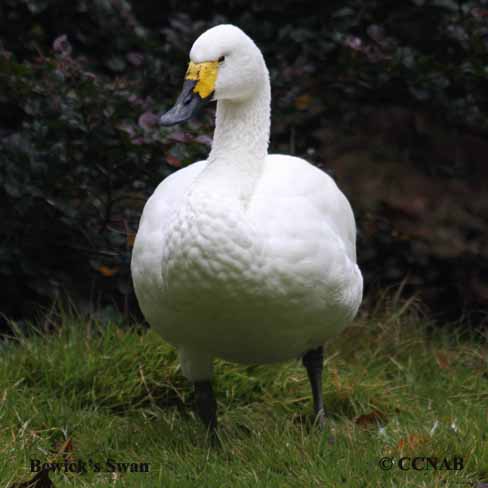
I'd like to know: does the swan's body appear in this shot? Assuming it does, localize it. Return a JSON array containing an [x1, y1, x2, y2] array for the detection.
[[131, 24, 362, 428], [133, 154, 361, 376]]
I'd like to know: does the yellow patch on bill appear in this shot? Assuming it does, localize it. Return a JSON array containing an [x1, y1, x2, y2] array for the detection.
[[185, 61, 218, 99]]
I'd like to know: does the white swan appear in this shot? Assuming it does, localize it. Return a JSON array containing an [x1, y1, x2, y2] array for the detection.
[[131, 24, 363, 431]]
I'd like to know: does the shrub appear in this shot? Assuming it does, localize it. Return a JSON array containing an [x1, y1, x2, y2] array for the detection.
[[0, 1, 211, 321], [1, 0, 487, 323]]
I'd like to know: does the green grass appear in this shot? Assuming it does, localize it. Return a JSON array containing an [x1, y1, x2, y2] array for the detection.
[[1, 300, 487, 487]]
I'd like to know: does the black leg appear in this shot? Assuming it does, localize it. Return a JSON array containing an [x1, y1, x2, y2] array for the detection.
[[194, 380, 217, 431], [302, 346, 326, 428]]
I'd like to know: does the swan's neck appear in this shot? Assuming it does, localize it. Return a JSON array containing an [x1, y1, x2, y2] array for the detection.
[[195, 76, 271, 204], [210, 80, 270, 164]]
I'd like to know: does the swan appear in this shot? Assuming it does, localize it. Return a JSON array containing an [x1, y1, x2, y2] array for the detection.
[[131, 24, 363, 432]]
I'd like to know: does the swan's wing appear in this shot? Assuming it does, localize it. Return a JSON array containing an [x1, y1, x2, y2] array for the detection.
[[131, 160, 207, 315], [249, 154, 362, 321], [135, 160, 207, 233], [251, 154, 358, 263]]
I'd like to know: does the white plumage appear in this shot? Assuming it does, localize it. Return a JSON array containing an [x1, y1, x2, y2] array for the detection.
[[131, 25, 362, 393]]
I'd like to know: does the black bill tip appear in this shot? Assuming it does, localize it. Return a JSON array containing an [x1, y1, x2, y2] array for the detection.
[[159, 79, 212, 126]]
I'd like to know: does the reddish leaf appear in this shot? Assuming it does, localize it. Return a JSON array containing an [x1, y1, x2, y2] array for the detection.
[[354, 409, 387, 428], [472, 8, 488, 17], [127, 52, 144, 66], [396, 433, 429, 451], [128, 94, 144, 107], [166, 154, 182, 168], [130, 136, 145, 145], [168, 131, 193, 143], [194, 134, 212, 146], [53, 34, 72, 56], [57, 437, 73, 454], [53, 437, 75, 463], [344, 35, 363, 51], [138, 111, 158, 130]]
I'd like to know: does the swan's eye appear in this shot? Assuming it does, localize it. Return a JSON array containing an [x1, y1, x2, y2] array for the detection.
[[218, 56, 225, 63]]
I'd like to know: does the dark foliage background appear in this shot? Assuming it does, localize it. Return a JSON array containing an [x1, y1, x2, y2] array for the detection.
[[1, 0, 487, 327]]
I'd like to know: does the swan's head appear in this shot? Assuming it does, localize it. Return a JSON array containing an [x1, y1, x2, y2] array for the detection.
[[160, 24, 266, 126]]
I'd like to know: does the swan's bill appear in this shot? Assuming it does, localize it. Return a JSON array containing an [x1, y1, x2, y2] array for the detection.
[[159, 61, 218, 127], [159, 80, 203, 126]]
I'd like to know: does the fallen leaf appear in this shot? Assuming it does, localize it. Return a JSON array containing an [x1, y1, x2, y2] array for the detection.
[[354, 409, 387, 428], [127, 232, 136, 247], [435, 351, 450, 369], [329, 368, 341, 390], [98, 265, 119, 277], [294, 94, 313, 110], [55, 437, 74, 462], [406, 434, 424, 449], [397, 433, 430, 451], [56, 437, 73, 454]]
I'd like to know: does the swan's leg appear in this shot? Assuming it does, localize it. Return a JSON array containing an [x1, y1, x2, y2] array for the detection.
[[302, 346, 326, 427], [177, 347, 217, 432], [194, 380, 217, 430]]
